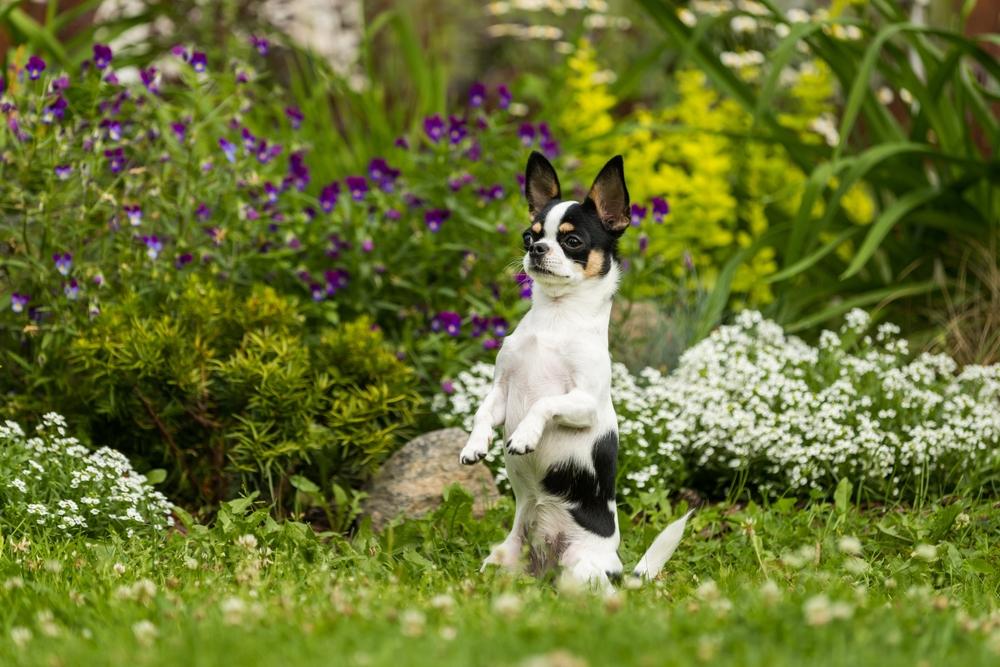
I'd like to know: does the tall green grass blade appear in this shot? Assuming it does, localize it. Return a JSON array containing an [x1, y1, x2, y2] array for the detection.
[[786, 280, 939, 332], [766, 227, 861, 283], [841, 187, 941, 278], [6, 7, 68, 65]]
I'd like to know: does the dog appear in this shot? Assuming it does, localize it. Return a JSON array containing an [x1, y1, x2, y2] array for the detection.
[[459, 151, 691, 590]]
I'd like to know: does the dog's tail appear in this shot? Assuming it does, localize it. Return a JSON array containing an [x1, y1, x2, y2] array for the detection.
[[631, 510, 694, 580]]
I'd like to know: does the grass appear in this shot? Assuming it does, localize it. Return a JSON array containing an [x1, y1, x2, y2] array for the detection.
[[1, 489, 999, 667]]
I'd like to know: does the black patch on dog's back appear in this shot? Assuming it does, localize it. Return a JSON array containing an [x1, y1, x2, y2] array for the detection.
[[541, 431, 618, 537]]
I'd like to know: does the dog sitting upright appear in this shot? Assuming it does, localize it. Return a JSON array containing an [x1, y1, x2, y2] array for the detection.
[[460, 151, 691, 590]]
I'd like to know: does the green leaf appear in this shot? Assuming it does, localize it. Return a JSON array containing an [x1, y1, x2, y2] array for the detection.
[[841, 187, 941, 278], [786, 280, 939, 332], [6, 8, 68, 65], [290, 475, 320, 494], [144, 469, 167, 485], [834, 477, 852, 515]]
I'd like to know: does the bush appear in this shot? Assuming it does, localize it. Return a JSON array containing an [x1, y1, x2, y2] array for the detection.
[[435, 309, 1000, 504], [0, 413, 173, 537], [64, 277, 422, 517]]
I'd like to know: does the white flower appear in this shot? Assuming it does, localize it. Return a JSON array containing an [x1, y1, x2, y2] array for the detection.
[[236, 534, 259, 550], [10, 626, 32, 647], [131, 620, 158, 646], [492, 592, 522, 617], [838, 536, 862, 556]]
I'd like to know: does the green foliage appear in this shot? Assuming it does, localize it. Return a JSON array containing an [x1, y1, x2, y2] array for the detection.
[[64, 277, 422, 520]]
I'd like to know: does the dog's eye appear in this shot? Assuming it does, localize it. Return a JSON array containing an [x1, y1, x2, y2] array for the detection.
[[563, 235, 583, 249], [522, 232, 533, 250]]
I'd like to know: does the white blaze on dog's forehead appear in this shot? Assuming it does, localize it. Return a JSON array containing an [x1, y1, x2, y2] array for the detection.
[[543, 201, 576, 240]]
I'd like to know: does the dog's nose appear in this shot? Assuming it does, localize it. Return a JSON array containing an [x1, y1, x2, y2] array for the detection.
[[530, 242, 548, 258]]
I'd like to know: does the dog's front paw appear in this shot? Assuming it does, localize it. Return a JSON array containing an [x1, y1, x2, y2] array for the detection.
[[506, 418, 544, 456], [481, 541, 521, 572], [459, 434, 489, 465]]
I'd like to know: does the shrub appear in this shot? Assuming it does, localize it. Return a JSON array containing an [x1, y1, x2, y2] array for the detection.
[[65, 277, 422, 517], [435, 309, 1000, 504], [0, 413, 173, 537]]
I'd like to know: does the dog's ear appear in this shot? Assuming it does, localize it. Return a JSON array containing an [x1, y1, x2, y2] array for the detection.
[[525, 151, 561, 217], [583, 155, 630, 235]]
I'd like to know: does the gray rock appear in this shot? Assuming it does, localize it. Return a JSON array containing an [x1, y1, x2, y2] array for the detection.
[[362, 428, 500, 530]]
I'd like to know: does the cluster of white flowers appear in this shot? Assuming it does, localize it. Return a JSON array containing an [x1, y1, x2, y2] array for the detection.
[[434, 310, 1000, 500], [0, 412, 174, 537]]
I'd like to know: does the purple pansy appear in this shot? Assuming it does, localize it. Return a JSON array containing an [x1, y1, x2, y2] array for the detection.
[[638, 234, 649, 254], [423, 115, 445, 143], [441, 380, 455, 395], [142, 235, 162, 260], [93, 274, 105, 287], [219, 138, 237, 163], [170, 121, 187, 142], [468, 82, 486, 108], [448, 115, 467, 145], [449, 173, 474, 192], [465, 140, 481, 162], [140, 67, 160, 94], [190, 52, 207, 72], [53, 252, 73, 276], [245, 206, 259, 221], [431, 311, 462, 337], [286, 151, 310, 191], [26, 55, 46, 80], [264, 182, 279, 203], [477, 184, 504, 202], [50, 75, 70, 92], [483, 338, 499, 351], [324, 269, 350, 295], [64, 279, 80, 300], [105, 147, 126, 173], [471, 314, 489, 337], [394, 136, 410, 149], [319, 182, 340, 213], [196, 203, 211, 220], [496, 223, 508, 234], [285, 106, 303, 130], [256, 141, 282, 164], [515, 271, 533, 299], [54, 165, 73, 180], [361, 239, 374, 253], [92, 44, 113, 70], [652, 196, 670, 222], [630, 204, 647, 227], [345, 176, 368, 201], [538, 122, 559, 156], [424, 208, 451, 233], [175, 253, 194, 269], [241, 127, 256, 152], [518, 123, 535, 146], [42, 96, 68, 123], [171, 44, 189, 61], [368, 158, 400, 191], [310, 283, 325, 301], [124, 205, 142, 226], [10, 293, 29, 314], [385, 208, 401, 221], [100, 119, 122, 141], [491, 317, 508, 337], [250, 35, 269, 56], [498, 84, 512, 109]]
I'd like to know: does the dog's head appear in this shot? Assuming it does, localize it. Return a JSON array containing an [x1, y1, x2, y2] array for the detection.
[[521, 151, 629, 296]]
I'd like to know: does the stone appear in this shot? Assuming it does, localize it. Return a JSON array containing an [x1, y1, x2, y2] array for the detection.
[[362, 428, 500, 530]]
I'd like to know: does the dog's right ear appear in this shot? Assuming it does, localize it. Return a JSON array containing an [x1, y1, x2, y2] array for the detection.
[[525, 151, 561, 217]]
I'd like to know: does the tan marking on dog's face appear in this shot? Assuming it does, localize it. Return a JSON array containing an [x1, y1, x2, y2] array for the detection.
[[584, 249, 605, 278], [531, 222, 542, 234], [558, 222, 575, 233]]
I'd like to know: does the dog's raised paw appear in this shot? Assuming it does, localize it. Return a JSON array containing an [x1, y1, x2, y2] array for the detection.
[[505, 420, 542, 456]]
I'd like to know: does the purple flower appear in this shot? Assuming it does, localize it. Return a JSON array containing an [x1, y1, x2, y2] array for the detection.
[[319, 182, 340, 213], [424, 208, 451, 232], [515, 272, 533, 299], [326, 234, 350, 259], [362, 239, 374, 253], [53, 252, 73, 276], [92, 44, 113, 70], [285, 106, 303, 130], [245, 206, 259, 221], [394, 136, 410, 150], [196, 203, 211, 220], [170, 121, 187, 142], [250, 35, 269, 56], [50, 75, 70, 92], [483, 338, 499, 351], [241, 127, 256, 153], [496, 223, 508, 234], [175, 253, 194, 269], [100, 119, 122, 141], [10, 293, 29, 314], [190, 52, 207, 72], [385, 208, 401, 221], [310, 283, 325, 301], [88, 302, 100, 318], [264, 182, 279, 204], [468, 82, 486, 108], [630, 204, 647, 227], [324, 269, 350, 295], [257, 141, 282, 164], [26, 55, 46, 80], [518, 123, 535, 146], [441, 380, 455, 395], [477, 184, 504, 202], [403, 193, 425, 208], [491, 317, 508, 337], [219, 138, 237, 163], [449, 173, 474, 192], [236, 70, 250, 84], [105, 147, 126, 173], [287, 237, 301, 250], [171, 44, 189, 61], [64, 279, 80, 300], [652, 196, 670, 222], [140, 67, 160, 94], [93, 274, 105, 287], [431, 311, 462, 337], [498, 84, 512, 109], [638, 234, 649, 254], [103, 71, 119, 86], [471, 314, 489, 337], [423, 114, 445, 143], [124, 205, 142, 226], [465, 140, 481, 162], [54, 164, 73, 180], [142, 235, 162, 260], [448, 115, 467, 144], [346, 176, 368, 201], [286, 151, 310, 191], [368, 158, 400, 191], [42, 96, 68, 123]]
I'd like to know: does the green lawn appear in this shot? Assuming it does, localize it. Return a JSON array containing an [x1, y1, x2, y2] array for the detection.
[[2, 491, 999, 666]]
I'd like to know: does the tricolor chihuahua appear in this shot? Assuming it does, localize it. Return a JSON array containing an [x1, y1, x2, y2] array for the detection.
[[460, 151, 691, 591]]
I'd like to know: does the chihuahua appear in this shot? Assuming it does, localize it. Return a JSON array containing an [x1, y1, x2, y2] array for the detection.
[[459, 151, 690, 590]]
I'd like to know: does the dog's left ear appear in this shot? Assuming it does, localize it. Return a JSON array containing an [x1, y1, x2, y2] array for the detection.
[[583, 155, 630, 235]]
